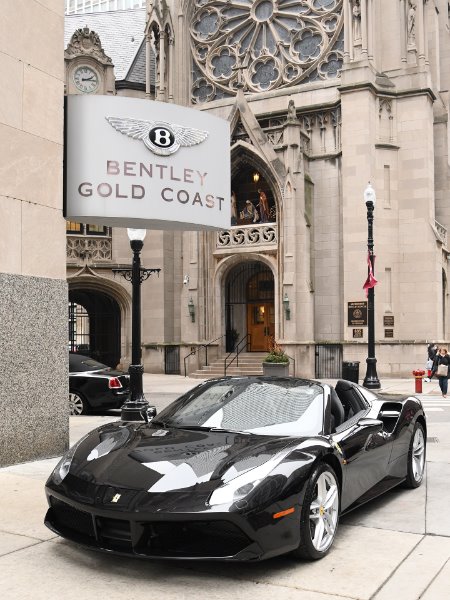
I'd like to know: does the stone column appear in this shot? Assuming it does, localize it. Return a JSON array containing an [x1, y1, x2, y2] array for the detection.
[[361, 0, 368, 56], [146, 36, 151, 98], [281, 112, 314, 348], [158, 30, 166, 99], [399, 0, 407, 63], [343, 0, 351, 63], [417, 0, 426, 65], [367, 0, 374, 62], [168, 35, 174, 102]]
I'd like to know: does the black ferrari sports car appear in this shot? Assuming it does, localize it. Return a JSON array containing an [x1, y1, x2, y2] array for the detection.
[[45, 376, 426, 561], [69, 352, 130, 415]]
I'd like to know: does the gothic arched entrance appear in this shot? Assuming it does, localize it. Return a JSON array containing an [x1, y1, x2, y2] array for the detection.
[[68, 289, 121, 368], [225, 261, 274, 352]]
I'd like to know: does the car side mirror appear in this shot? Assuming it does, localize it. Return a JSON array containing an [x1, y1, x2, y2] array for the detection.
[[357, 417, 383, 433]]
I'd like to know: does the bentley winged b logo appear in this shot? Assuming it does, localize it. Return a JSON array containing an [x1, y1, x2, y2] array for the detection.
[[105, 116, 209, 156]]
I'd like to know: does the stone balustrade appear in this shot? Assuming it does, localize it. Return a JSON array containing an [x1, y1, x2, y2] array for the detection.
[[217, 224, 277, 249]]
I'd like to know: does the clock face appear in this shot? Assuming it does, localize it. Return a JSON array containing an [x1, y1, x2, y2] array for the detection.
[[73, 66, 99, 93]]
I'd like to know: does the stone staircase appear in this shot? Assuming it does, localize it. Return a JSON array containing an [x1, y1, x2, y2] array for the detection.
[[189, 352, 266, 379]]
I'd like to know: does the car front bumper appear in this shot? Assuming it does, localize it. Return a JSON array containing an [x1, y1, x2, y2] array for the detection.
[[44, 485, 301, 561]]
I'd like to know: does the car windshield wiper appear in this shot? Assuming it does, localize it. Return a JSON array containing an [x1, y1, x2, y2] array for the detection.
[[210, 426, 254, 435], [150, 422, 207, 430], [150, 422, 254, 435], [176, 425, 253, 435]]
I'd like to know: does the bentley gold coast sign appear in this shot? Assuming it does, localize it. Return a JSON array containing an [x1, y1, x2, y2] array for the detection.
[[64, 95, 231, 230]]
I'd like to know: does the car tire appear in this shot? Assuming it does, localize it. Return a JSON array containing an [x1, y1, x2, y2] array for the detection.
[[292, 462, 340, 560], [404, 421, 426, 489], [69, 391, 88, 416]]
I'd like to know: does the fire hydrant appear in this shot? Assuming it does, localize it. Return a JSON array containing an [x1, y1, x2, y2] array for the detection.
[[412, 370, 425, 394]]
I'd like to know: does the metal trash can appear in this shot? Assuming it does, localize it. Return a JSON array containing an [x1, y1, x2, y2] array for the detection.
[[342, 361, 360, 383]]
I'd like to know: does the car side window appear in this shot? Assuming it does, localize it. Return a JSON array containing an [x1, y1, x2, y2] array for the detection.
[[335, 383, 366, 419], [334, 408, 369, 433]]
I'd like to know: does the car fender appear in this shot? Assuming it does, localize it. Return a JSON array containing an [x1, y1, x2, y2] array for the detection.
[[268, 439, 342, 508]]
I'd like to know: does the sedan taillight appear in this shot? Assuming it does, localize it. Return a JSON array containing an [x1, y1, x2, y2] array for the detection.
[[108, 377, 123, 389]]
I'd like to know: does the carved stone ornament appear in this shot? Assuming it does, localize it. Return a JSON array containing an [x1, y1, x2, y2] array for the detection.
[[67, 237, 112, 261], [65, 26, 113, 65], [191, 0, 344, 103], [217, 224, 278, 249]]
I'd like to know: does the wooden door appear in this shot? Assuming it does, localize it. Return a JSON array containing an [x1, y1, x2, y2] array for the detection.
[[247, 303, 274, 351]]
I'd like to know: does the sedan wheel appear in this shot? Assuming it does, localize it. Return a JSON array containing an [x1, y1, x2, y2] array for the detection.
[[69, 392, 87, 416], [293, 463, 340, 560], [405, 422, 426, 488]]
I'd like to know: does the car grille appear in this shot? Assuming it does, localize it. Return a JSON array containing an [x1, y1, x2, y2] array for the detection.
[[50, 498, 96, 538], [136, 520, 251, 558], [47, 497, 251, 558], [96, 517, 133, 552]]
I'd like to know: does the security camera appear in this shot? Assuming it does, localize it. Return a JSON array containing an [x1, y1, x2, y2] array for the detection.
[[183, 275, 189, 285]]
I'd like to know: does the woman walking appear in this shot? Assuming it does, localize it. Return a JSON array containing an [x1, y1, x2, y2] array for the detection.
[[431, 347, 450, 397]]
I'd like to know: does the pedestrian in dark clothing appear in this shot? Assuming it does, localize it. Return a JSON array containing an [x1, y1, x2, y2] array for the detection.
[[425, 343, 438, 381], [431, 347, 450, 397], [428, 343, 438, 361]]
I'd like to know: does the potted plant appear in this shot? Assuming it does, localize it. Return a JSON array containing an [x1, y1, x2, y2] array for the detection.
[[262, 339, 290, 376]]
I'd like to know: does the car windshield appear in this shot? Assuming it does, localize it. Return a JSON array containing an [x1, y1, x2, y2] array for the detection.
[[69, 353, 109, 372], [155, 379, 324, 437]]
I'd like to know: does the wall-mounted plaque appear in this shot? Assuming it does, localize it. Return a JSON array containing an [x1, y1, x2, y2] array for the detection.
[[383, 315, 394, 327], [384, 329, 394, 338], [353, 329, 363, 338], [348, 301, 368, 327]]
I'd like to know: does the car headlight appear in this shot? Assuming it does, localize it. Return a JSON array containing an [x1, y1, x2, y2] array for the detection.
[[209, 454, 285, 506], [49, 434, 89, 485]]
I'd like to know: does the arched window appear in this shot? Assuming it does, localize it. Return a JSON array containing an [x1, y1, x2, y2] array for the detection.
[[231, 164, 276, 227]]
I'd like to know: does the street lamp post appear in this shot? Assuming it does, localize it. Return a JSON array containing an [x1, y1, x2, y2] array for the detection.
[[363, 184, 381, 389], [113, 228, 160, 421]]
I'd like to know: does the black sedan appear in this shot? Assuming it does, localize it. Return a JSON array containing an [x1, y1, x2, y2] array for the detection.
[[69, 352, 130, 416], [46, 376, 426, 560]]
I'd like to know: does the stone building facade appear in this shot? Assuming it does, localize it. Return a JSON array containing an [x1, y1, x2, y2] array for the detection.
[[65, 1, 450, 380], [0, 1, 67, 466]]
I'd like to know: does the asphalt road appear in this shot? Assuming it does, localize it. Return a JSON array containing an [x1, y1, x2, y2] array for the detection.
[[419, 395, 450, 423]]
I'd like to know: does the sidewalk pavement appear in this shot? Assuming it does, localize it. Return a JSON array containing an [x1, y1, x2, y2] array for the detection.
[[0, 374, 449, 600]]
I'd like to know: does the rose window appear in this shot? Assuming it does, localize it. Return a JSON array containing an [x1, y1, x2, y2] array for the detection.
[[191, 0, 343, 103]]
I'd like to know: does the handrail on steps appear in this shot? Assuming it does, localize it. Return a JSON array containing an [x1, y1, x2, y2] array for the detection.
[[285, 353, 296, 377], [224, 334, 251, 376], [183, 334, 225, 377]]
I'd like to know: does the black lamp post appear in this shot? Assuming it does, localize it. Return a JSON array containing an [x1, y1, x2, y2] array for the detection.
[[113, 228, 160, 421], [363, 184, 381, 390]]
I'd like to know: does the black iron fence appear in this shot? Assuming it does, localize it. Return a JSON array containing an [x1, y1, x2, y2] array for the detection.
[[165, 346, 180, 375], [315, 344, 343, 379]]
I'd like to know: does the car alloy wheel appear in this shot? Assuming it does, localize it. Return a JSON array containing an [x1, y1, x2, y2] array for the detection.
[[293, 463, 340, 560], [69, 392, 87, 416], [405, 422, 426, 488], [309, 470, 339, 553]]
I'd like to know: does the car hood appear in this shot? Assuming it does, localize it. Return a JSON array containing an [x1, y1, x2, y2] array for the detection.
[[66, 421, 303, 495]]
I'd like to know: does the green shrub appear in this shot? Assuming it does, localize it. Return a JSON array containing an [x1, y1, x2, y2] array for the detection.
[[264, 339, 289, 363]]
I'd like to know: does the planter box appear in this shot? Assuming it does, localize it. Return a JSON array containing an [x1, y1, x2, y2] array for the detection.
[[262, 362, 290, 377]]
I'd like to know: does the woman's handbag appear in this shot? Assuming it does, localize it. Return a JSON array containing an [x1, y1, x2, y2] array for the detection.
[[437, 364, 448, 377]]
